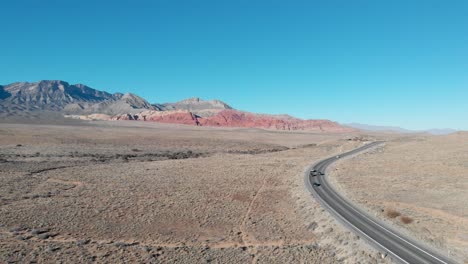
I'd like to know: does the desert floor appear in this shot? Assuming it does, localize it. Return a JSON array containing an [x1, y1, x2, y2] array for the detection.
[[329, 134, 468, 263], [0, 121, 390, 263]]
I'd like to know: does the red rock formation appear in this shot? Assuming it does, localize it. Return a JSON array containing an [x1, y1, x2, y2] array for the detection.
[[104, 109, 353, 133], [112, 113, 139, 121], [198, 110, 353, 132]]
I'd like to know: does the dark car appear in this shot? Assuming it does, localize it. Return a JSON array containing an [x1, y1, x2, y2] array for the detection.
[[310, 171, 318, 176], [313, 183, 321, 187]]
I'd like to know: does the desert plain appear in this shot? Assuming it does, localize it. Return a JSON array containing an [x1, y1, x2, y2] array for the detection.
[[0, 120, 387, 263], [0, 120, 466, 263]]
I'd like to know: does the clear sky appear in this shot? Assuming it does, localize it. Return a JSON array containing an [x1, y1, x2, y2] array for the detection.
[[1, 0, 467, 130]]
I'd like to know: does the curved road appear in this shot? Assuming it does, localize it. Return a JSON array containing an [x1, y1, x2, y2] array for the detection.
[[305, 142, 456, 264]]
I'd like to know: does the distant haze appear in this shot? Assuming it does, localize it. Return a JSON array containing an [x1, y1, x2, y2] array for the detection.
[[347, 123, 457, 135]]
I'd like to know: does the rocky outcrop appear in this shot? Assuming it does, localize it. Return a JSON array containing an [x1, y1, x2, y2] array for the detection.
[[111, 110, 199, 125], [64, 113, 113, 121], [111, 113, 140, 121], [138, 110, 199, 125]]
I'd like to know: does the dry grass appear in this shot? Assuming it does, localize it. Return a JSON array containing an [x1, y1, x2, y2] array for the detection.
[[385, 208, 401, 218]]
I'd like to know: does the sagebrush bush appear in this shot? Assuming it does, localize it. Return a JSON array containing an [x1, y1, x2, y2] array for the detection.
[[400, 216, 414, 224], [385, 209, 401, 218]]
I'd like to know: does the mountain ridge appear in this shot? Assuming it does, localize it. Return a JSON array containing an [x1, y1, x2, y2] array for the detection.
[[0, 80, 353, 132]]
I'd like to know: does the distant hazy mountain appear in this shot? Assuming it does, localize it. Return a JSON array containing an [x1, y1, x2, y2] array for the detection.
[[346, 123, 414, 133], [424, 128, 458, 135], [157, 97, 232, 117], [347, 123, 457, 135]]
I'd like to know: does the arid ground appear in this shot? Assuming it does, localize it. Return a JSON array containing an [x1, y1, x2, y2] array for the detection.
[[0, 121, 391, 263], [329, 134, 468, 263]]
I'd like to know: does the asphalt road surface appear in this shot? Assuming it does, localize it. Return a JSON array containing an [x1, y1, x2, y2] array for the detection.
[[305, 142, 456, 264]]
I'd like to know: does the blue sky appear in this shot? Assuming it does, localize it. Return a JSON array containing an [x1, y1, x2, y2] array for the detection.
[[1, 0, 467, 130]]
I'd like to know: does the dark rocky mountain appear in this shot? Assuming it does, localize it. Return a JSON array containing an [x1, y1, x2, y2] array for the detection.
[[0, 80, 157, 116], [64, 93, 159, 115], [0, 85, 11, 100], [3, 81, 114, 107]]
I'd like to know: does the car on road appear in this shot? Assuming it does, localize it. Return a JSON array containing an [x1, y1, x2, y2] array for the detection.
[[313, 182, 321, 187], [310, 171, 318, 176]]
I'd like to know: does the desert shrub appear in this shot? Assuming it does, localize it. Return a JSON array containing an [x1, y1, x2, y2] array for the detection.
[[400, 216, 414, 224], [38, 233, 51, 239], [76, 239, 90, 246], [113, 242, 130, 248], [31, 228, 49, 235], [385, 209, 401, 218]]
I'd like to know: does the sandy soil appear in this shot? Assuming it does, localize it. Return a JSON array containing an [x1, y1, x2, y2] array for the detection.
[[0, 121, 390, 263], [328, 134, 468, 263]]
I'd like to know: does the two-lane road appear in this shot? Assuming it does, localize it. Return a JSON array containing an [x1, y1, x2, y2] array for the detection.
[[305, 142, 456, 264]]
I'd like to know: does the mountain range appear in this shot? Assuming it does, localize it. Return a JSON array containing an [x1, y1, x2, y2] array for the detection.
[[0, 80, 354, 132]]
